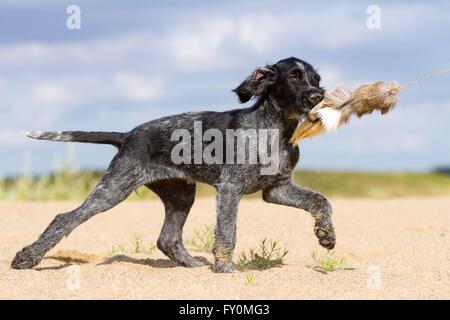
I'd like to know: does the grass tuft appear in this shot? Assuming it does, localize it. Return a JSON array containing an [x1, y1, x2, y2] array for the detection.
[[236, 238, 288, 271], [245, 273, 256, 286], [131, 234, 143, 253], [185, 225, 215, 252], [107, 234, 156, 257], [310, 249, 346, 273]]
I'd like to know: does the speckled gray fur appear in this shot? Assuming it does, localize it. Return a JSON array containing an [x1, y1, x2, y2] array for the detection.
[[12, 57, 335, 273]]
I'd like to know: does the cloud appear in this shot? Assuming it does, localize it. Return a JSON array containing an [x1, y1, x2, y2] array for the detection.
[[166, 10, 368, 70], [0, 130, 27, 145], [29, 82, 75, 106], [169, 18, 235, 70], [113, 72, 164, 102], [0, 34, 156, 71], [1, 1, 449, 173], [0, 3, 443, 79], [0, 77, 6, 92], [167, 13, 282, 70], [317, 66, 343, 88], [9, 82, 79, 128], [0, 9, 388, 74]]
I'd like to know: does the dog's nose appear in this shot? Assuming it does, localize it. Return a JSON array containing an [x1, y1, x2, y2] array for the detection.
[[308, 92, 323, 105]]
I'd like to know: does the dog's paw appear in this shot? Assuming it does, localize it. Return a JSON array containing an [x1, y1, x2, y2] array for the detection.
[[214, 260, 234, 273], [181, 256, 209, 268], [11, 247, 40, 270], [314, 225, 336, 250]]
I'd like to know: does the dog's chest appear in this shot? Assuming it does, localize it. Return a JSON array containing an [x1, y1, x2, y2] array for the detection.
[[239, 144, 299, 194], [280, 144, 300, 170]]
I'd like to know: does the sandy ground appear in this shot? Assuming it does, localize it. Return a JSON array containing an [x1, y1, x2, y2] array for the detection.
[[0, 197, 449, 300]]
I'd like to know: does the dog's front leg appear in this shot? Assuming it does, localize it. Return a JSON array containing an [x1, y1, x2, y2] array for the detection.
[[212, 183, 242, 273], [263, 181, 336, 249]]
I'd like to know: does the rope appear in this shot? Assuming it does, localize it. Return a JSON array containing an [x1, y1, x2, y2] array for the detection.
[[404, 66, 450, 88]]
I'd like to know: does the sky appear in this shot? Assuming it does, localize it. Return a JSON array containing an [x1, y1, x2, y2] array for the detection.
[[1, 0, 449, 175]]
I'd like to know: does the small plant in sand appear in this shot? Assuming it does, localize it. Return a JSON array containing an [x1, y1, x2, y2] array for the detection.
[[130, 234, 156, 254], [108, 234, 156, 256], [108, 243, 126, 257], [245, 273, 256, 286], [310, 249, 346, 273], [131, 234, 143, 253], [185, 225, 215, 252], [236, 238, 288, 271]]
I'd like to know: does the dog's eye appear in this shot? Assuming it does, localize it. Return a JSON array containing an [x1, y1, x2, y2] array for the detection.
[[314, 74, 321, 82], [290, 72, 303, 81]]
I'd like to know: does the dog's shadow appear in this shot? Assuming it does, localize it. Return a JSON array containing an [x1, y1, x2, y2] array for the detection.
[[35, 254, 210, 271], [99, 254, 211, 268], [35, 255, 92, 271]]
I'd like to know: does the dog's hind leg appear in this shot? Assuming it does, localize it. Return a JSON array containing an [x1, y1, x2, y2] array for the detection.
[[147, 179, 207, 267], [11, 153, 146, 269], [263, 181, 336, 250]]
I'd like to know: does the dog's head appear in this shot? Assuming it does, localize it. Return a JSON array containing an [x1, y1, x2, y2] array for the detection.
[[233, 57, 324, 118]]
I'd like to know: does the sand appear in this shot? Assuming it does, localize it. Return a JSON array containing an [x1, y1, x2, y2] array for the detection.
[[0, 198, 449, 300]]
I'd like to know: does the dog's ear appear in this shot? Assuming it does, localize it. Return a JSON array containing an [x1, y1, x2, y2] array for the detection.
[[233, 67, 277, 103]]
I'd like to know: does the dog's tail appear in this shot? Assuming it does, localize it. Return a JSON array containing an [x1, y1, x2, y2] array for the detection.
[[25, 131, 126, 148]]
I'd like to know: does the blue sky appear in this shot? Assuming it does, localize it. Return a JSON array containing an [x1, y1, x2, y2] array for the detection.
[[1, 0, 449, 175]]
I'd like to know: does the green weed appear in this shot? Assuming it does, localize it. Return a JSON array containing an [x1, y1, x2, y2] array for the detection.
[[310, 249, 346, 273], [236, 238, 288, 271], [185, 225, 215, 252]]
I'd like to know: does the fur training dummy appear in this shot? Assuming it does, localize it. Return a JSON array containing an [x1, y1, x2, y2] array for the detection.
[[290, 81, 401, 146]]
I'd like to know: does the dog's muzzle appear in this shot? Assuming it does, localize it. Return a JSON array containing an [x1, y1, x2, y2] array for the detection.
[[300, 91, 324, 110], [308, 92, 323, 105]]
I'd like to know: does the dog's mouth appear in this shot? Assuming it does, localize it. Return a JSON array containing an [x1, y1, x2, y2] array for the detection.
[[301, 96, 318, 112], [292, 92, 323, 119]]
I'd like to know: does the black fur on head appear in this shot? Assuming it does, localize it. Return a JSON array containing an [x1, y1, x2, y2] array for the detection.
[[233, 57, 325, 118], [232, 66, 278, 103]]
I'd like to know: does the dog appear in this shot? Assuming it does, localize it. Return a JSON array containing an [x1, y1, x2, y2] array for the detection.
[[11, 57, 335, 273]]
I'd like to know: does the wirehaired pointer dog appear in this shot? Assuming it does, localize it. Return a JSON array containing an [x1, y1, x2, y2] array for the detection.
[[12, 57, 335, 273]]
